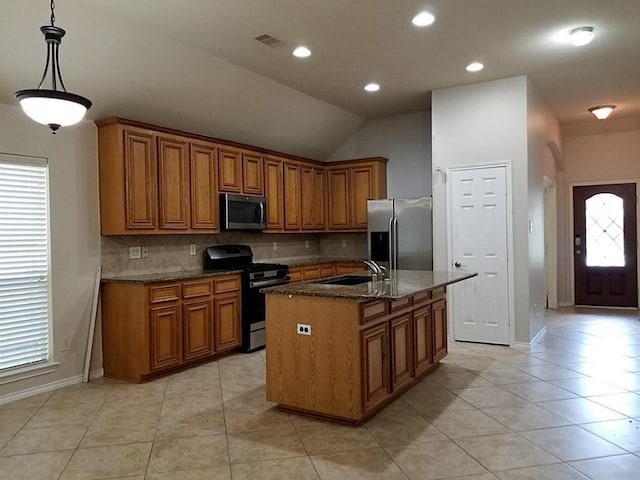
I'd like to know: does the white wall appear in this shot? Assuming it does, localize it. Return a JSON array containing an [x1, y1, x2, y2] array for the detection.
[[432, 76, 534, 343], [327, 111, 431, 198], [559, 128, 640, 305], [526, 79, 561, 339], [0, 104, 101, 401]]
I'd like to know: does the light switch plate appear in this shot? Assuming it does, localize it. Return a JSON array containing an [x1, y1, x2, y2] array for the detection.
[[272, 242, 278, 252], [129, 246, 141, 259], [141, 246, 149, 258], [189, 244, 197, 256]]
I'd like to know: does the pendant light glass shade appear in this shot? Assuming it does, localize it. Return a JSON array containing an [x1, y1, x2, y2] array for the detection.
[[15, 3, 91, 134]]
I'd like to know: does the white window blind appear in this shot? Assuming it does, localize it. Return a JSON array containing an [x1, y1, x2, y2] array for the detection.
[[0, 155, 50, 371]]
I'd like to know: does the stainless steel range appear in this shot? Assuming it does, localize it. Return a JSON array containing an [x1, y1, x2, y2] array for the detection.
[[203, 244, 290, 352]]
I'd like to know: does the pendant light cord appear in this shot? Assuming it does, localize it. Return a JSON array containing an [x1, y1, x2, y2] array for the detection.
[[50, 0, 55, 26]]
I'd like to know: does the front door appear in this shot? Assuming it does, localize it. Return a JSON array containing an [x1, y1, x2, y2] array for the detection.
[[448, 166, 510, 345], [573, 183, 637, 307]]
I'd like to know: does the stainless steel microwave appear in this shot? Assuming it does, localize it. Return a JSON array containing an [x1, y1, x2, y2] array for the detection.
[[220, 193, 267, 230]]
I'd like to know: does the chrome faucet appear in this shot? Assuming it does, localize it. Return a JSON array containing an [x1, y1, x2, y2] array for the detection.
[[363, 260, 388, 280]]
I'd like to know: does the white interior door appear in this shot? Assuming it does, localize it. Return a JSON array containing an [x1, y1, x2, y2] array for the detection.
[[448, 166, 510, 345]]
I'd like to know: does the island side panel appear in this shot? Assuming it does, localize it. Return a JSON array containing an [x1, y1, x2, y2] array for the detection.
[[265, 294, 362, 420]]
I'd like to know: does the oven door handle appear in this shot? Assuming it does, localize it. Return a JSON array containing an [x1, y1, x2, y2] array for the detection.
[[250, 276, 291, 288]]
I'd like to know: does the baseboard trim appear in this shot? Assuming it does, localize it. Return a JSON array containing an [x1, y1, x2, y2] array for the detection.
[[0, 368, 104, 406], [515, 326, 547, 347]]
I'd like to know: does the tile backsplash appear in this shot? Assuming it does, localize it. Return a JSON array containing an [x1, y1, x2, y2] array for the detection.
[[101, 232, 367, 277]]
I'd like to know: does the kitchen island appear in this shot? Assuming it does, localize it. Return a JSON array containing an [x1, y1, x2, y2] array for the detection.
[[263, 270, 476, 424]]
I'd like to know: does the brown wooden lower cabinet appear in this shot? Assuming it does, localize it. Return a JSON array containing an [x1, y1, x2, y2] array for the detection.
[[101, 274, 241, 382], [266, 286, 448, 423]]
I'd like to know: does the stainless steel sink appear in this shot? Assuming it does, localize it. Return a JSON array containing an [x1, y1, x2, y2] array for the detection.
[[318, 275, 371, 286]]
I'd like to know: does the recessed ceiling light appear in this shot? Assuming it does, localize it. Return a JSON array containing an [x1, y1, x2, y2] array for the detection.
[[364, 83, 380, 92], [465, 62, 484, 72], [412, 11, 435, 27], [588, 105, 615, 120], [292, 46, 311, 58], [569, 26, 594, 46]]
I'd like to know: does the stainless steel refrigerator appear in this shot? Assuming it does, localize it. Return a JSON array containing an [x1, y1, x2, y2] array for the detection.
[[367, 197, 433, 271]]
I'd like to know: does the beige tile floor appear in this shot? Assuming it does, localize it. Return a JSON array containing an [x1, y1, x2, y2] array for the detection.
[[2, 307, 640, 479]]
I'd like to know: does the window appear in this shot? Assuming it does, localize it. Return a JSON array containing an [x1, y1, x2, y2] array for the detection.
[[585, 192, 625, 267], [0, 154, 51, 371]]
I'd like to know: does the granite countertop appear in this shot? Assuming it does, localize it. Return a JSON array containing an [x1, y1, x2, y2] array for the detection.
[[261, 270, 477, 300], [101, 268, 243, 284]]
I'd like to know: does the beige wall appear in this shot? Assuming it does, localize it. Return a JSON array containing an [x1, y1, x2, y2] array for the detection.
[[559, 128, 640, 305], [0, 104, 101, 401]]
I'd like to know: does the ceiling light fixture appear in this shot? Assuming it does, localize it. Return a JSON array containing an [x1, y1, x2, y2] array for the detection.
[[14, 0, 92, 134], [292, 46, 311, 58], [569, 26, 595, 46], [364, 83, 380, 92], [412, 11, 435, 27], [588, 105, 615, 120], [465, 62, 484, 72]]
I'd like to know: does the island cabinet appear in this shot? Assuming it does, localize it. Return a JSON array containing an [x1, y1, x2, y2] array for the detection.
[[101, 274, 241, 383], [97, 119, 220, 235], [266, 285, 448, 423], [327, 158, 388, 231]]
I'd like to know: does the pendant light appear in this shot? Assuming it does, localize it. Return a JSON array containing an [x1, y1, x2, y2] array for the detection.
[[15, 0, 92, 134]]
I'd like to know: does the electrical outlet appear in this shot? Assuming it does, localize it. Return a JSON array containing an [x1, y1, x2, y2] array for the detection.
[[296, 323, 312, 335], [61, 338, 71, 352], [341, 240, 347, 248], [305, 240, 310, 249], [141, 246, 149, 258], [189, 244, 197, 256], [129, 246, 141, 259], [272, 242, 278, 252]]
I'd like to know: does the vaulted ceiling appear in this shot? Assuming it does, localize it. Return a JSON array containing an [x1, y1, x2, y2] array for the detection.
[[1, 1, 639, 158]]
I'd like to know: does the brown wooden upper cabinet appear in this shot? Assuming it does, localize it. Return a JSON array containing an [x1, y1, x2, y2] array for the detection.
[[218, 146, 264, 196], [301, 165, 326, 230], [264, 156, 284, 231], [97, 118, 220, 235], [283, 160, 302, 230], [327, 158, 388, 231]]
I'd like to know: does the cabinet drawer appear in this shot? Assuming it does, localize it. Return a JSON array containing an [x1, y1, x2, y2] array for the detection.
[[412, 291, 431, 306], [432, 287, 446, 301], [183, 279, 213, 299], [149, 284, 181, 304], [303, 265, 321, 280], [320, 264, 336, 278], [360, 300, 388, 323], [390, 296, 411, 312], [214, 275, 241, 293], [288, 267, 303, 282]]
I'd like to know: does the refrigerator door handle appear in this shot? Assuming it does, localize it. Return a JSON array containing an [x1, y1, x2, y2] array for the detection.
[[393, 217, 399, 270], [388, 217, 394, 270]]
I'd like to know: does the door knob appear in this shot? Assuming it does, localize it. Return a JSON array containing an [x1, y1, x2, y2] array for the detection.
[[454, 262, 461, 268]]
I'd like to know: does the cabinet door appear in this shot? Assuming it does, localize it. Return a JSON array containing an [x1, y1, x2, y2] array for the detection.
[[351, 165, 375, 229], [336, 262, 366, 274], [243, 152, 264, 195], [218, 147, 243, 193], [301, 165, 315, 230], [302, 264, 321, 280], [183, 300, 214, 361], [150, 305, 181, 371], [264, 157, 284, 230], [361, 323, 390, 412], [327, 168, 350, 229], [124, 129, 157, 230], [313, 168, 326, 229], [390, 314, 413, 391], [214, 293, 241, 352], [190, 143, 219, 231], [320, 264, 336, 278], [284, 161, 301, 230], [413, 305, 434, 376], [432, 299, 448, 363], [157, 136, 190, 230]]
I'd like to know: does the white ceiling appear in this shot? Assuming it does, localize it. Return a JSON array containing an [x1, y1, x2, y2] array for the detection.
[[2, 1, 639, 158]]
